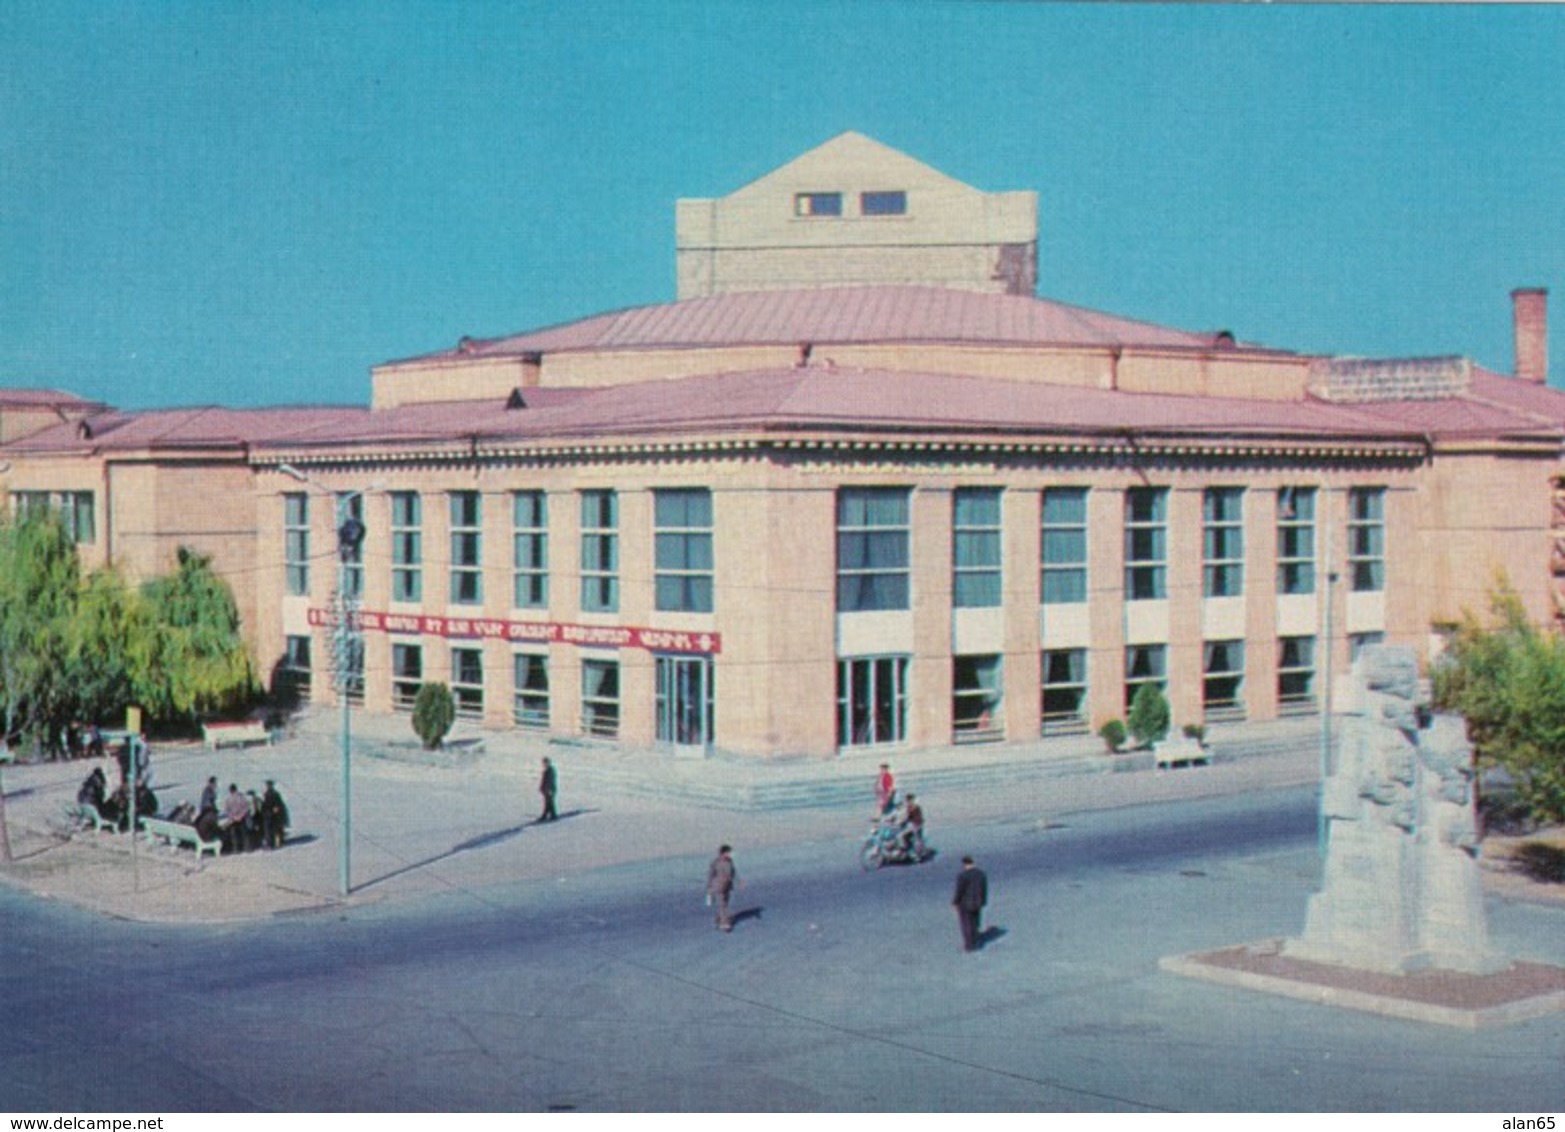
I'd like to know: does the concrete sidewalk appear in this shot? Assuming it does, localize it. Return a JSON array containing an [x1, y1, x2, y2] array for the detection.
[[0, 712, 1400, 925]]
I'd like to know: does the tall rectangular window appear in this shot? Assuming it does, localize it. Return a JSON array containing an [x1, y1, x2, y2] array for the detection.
[[336, 493, 364, 600], [952, 488, 1002, 608], [281, 635, 312, 703], [513, 653, 550, 730], [512, 491, 548, 609], [580, 490, 619, 613], [1125, 643, 1167, 712], [837, 488, 911, 612], [1125, 488, 1168, 601], [284, 493, 310, 597], [1349, 487, 1385, 592], [1203, 640, 1245, 718], [451, 646, 483, 719], [1041, 649, 1088, 734], [1277, 487, 1316, 596], [581, 659, 620, 738], [1041, 488, 1088, 604], [1203, 488, 1244, 597], [391, 643, 422, 711], [391, 492, 422, 603], [953, 655, 1004, 742], [1278, 636, 1316, 712], [837, 656, 909, 748], [654, 488, 714, 613], [449, 491, 482, 605]]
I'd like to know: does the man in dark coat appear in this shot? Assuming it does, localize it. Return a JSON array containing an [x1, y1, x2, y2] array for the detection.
[[952, 855, 989, 952], [260, 780, 290, 849], [538, 757, 558, 822], [706, 844, 738, 932]]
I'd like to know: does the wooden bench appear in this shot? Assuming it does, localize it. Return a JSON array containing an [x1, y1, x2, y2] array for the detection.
[[140, 816, 222, 859], [66, 803, 119, 834], [201, 721, 273, 750]]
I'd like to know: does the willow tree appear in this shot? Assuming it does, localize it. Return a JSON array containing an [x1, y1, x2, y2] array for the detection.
[[139, 546, 258, 720], [0, 511, 80, 752]]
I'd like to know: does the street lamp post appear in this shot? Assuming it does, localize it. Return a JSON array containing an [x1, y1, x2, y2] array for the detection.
[[279, 463, 364, 897]]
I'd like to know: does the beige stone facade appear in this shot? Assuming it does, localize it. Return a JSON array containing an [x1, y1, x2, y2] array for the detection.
[[3, 135, 1562, 765], [676, 132, 1037, 300]]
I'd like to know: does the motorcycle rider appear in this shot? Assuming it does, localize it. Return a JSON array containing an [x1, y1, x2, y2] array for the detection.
[[897, 793, 926, 858]]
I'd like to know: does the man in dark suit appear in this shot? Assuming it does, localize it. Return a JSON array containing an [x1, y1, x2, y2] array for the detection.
[[952, 855, 989, 952], [538, 757, 558, 822]]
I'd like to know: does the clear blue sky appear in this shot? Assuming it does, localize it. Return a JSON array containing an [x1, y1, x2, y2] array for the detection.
[[3, 2, 1563, 409]]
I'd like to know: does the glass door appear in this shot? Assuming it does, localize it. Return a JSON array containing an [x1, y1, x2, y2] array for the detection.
[[656, 655, 713, 753]]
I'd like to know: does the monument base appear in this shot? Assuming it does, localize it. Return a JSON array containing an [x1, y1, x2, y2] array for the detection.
[[1162, 939, 1565, 1029]]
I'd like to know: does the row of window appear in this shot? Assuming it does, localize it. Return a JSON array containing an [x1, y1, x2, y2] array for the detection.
[[283, 484, 1387, 618], [285, 488, 716, 615], [838, 484, 1386, 613], [283, 636, 712, 746], [794, 190, 907, 218], [284, 629, 1384, 752], [838, 631, 1387, 749]]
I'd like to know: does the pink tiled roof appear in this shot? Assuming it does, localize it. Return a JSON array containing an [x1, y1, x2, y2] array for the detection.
[[0, 387, 107, 410], [1346, 367, 1565, 438], [17, 367, 1564, 461], [2, 405, 373, 454], [396, 286, 1260, 364], [254, 366, 1477, 454]]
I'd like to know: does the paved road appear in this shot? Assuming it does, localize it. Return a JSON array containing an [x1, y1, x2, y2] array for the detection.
[[3, 784, 1563, 1112]]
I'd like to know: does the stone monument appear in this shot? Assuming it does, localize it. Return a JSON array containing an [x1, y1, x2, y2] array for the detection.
[[1285, 645, 1508, 975]]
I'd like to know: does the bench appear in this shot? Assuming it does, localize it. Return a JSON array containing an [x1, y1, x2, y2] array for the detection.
[[201, 721, 273, 750], [1152, 737, 1211, 770], [140, 816, 222, 859], [66, 803, 119, 834]]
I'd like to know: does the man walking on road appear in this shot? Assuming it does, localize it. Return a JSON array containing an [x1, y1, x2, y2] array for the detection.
[[952, 855, 988, 952], [538, 757, 558, 823], [706, 844, 737, 932]]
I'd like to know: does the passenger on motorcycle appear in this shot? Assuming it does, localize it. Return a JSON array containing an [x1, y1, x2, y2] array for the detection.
[[892, 792, 925, 857]]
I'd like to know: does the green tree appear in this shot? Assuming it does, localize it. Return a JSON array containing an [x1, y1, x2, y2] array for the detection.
[[412, 682, 455, 750], [1433, 582, 1565, 824], [0, 511, 80, 752], [68, 569, 161, 729], [1127, 682, 1171, 747], [139, 546, 257, 720]]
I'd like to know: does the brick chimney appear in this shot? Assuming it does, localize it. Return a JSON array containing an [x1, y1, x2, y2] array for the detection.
[[1512, 287, 1548, 384]]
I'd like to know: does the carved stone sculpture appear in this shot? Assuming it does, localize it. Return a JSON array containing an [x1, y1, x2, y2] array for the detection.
[[1286, 646, 1507, 975]]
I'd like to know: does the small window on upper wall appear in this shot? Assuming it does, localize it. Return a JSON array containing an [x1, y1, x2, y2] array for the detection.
[[794, 192, 842, 217], [860, 190, 907, 216]]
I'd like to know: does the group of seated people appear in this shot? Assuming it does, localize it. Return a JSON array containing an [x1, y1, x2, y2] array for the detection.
[[77, 764, 290, 854], [75, 765, 157, 832], [194, 776, 291, 853]]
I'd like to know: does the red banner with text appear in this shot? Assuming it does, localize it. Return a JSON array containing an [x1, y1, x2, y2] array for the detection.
[[307, 608, 721, 655]]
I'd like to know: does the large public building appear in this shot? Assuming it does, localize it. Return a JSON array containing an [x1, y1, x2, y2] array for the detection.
[[3, 133, 1562, 759]]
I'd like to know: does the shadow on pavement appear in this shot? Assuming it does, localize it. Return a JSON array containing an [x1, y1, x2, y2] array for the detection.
[[976, 926, 1007, 950]]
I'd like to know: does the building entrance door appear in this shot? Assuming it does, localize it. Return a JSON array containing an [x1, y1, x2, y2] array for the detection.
[[656, 655, 712, 756]]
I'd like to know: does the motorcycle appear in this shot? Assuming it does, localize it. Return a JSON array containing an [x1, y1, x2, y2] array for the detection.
[[859, 816, 931, 870]]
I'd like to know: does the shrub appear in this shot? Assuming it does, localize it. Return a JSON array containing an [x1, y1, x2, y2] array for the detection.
[[1182, 723, 1207, 745], [411, 682, 454, 750], [1098, 718, 1127, 753], [1128, 683, 1171, 747]]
